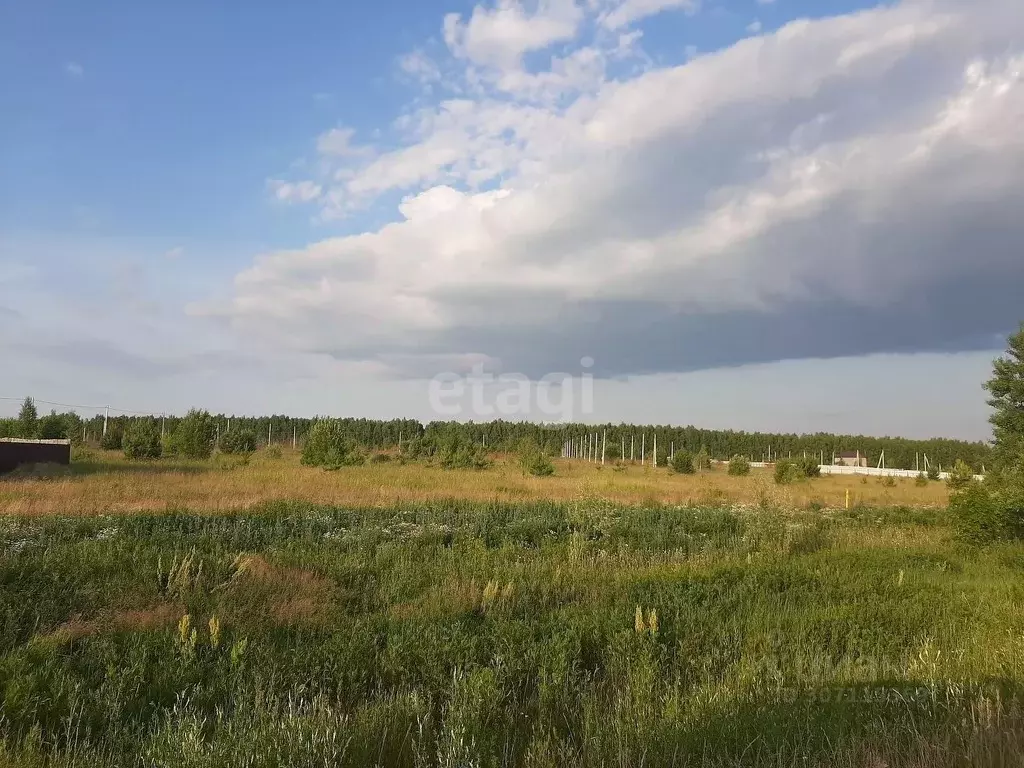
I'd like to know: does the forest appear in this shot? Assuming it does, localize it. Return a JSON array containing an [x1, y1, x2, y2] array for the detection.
[[0, 400, 992, 472]]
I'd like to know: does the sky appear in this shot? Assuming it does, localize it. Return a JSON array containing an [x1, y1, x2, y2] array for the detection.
[[1, 0, 1021, 440]]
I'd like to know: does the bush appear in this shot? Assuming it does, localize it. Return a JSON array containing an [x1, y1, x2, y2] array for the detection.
[[796, 455, 821, 478], [670, 450, 695, 475], [123, 418, 162, 460], [169, 410, 217, 459], [100, 424, 124, 450], [727, 455, 751, 476], [219, 428, 258, 456], [694, 447, 711, 472], [517, 439, 554, 477], [775, 456, 820, 484], [774, 459, 802, 485], [916, 473, 929, 487], [439, 436, 490, 470], [927, 465, 941, 481], [950, 482, 1010, 544], [301, 420, 365, 469], [946, 459, 976, 492]]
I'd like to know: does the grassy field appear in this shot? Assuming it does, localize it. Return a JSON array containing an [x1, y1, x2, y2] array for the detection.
[[3, 452, 1017, 766], [0, 449, 948, 515], [1, 500, 1023, 766]]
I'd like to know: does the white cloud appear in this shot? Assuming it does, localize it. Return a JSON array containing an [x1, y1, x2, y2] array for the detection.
[[267, 179, 323, 204], [316, 127, 370, 157], [599, 0, 700, 30], [443, 0, 585, 69], [164, 246, 184, 260], [220, 0, 1024, 379], [746, 19, 762, 34], [65, 62, 83, 78], [399, 50, 443, 84]]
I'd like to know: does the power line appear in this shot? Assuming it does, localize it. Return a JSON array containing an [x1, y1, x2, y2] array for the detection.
[[0, 396, 165, 418]]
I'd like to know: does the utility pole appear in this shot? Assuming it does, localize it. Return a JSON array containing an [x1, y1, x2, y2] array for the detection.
[[641, 434, 646, 467], [653, 433, 657, 468], [602, 430, 606, 465], [103, 406, 109, 437], [268, 423, 272, 447], [292, 426, 297, 450]]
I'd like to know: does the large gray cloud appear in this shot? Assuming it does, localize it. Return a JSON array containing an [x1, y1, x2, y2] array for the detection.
[[208, 0, 1024, 379]]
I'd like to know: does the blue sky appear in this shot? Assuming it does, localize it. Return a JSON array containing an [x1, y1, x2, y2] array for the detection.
[[1, 0, 1022, 439]]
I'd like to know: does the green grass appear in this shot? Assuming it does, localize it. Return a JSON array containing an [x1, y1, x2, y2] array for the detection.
[[1, 501, 1023, 766]]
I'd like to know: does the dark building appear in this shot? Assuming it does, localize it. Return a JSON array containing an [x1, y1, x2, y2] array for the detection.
[[0, 438, 72, 474]]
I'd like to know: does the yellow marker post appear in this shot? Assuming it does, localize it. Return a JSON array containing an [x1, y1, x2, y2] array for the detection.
[[846, 489, 850, 510]]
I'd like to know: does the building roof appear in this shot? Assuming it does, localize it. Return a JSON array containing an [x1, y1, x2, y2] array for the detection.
[[0, 438, 72, 445]]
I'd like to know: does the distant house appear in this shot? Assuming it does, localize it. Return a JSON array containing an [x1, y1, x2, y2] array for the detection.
[[0, 438, 71, 474], [836, 451, 868, 468]]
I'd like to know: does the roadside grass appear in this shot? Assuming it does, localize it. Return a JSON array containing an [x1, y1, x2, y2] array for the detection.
[[1, 500, 1022, 766], [0, 450, 948, 515]]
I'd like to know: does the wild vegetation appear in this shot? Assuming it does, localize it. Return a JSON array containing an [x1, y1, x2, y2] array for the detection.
[[2, 500, 1023, 767], [0, 450, 951, 516]]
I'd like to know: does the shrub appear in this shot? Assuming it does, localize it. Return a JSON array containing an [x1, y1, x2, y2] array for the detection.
[[950, 482, 1010, 544], [100, 424, 124, 450], [927, 465, 941, 481], [169, 410, 217, 459], [123, 418, 162, 460], [517, 439, 554, 477], [219, 428, 258, 456], [946, 459, 976, 492], [796, 455, 821, 478], [439, 437, 490, 470], [670, 450, 695, 474], [301, 420, 365, 468], [694, 447, 711, 472], [775, 457, 820, 484], [915, 473, 929, 487], [727, 455, 751, 476]]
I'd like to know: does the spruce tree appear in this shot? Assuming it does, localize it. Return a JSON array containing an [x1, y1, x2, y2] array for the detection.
[[17, 397, 38, 439], [986, 324, 1024, 469]]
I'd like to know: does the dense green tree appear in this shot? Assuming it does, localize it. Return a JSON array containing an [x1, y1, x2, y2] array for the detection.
[[123, 418, 162, 460], [302, 420, 365, 468], [37, 411, 68, 440], [219, 428, 258, 456], [170, 409, 217, 459], [670, 450, 695, 475], [17, 397, 37, 439], [728, 455, 751, 476], [986, 324, 1024, 470], [517, 438, 554, 477]]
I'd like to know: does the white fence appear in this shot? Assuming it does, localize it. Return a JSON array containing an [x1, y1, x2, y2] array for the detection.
[[817, 464, 984, 482]]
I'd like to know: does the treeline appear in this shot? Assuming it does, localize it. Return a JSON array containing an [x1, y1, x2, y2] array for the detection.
[[0, 398, 992, 471]]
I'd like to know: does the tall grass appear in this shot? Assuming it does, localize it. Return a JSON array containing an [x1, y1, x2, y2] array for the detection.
[[0, 450, 949, 515], [1, 501, 1022, 765]]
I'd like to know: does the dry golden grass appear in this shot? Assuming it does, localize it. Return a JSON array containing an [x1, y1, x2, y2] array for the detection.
[[0, 448, 948, 515]]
